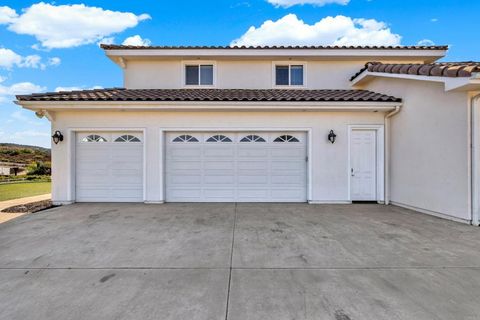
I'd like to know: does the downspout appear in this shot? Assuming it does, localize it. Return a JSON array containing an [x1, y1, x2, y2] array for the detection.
[[384, 105, 401, 205], [471, 93, 480, 226]]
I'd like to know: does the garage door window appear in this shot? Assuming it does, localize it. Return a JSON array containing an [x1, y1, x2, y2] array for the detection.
[[240, 135, 266, 142], [172, 135, 199, 142], [273, 135, 300, 143], [206, 135, 232, 142], [82, 134, 107, 142], [115, 135, 141, 142]]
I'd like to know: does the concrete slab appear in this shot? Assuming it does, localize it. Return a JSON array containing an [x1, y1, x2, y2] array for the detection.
[[227, 268, 480, 320], [233, 203, 480, 268], [1, 202, 480, 319], [0, 203, 235, 268], [0, 269, 229, 320]]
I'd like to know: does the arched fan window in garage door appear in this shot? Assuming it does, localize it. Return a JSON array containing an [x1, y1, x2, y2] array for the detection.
[[273, 135, 299, 143], [115, 135, 141, 142], [172, 135, 199, 142], [82, 134, 107, 142]]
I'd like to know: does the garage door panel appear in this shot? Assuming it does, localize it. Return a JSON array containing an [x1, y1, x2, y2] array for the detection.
[[76, 132, 143, 202], [204, 161, 235, 170], [204, 188, 235, 200], [203, 146, 235, 157], [237, 147, 269, 157], [168, 146, 202, 158], [165, 131, 307, 202], [238, 175, 269, 184], [168, 173, 202, 185]]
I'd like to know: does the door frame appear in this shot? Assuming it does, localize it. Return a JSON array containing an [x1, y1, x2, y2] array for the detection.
[[159, 128, 312, 202], [67, 127, 147, 203], [347, 125, 385, 202]]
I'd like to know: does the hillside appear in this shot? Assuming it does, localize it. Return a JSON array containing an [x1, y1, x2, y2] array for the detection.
[[0, 143, 51, 164]]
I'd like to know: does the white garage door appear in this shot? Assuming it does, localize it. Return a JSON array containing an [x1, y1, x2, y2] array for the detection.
[[165, 132, 307, 202], [76, 132, 143, 202]]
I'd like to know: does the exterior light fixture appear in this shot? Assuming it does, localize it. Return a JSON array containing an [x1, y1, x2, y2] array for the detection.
[[52, 130, 64, 144], [328, 130, 337, 144]]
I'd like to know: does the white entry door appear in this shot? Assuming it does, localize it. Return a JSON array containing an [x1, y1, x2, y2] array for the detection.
[[350, 129, 377, 201], [75, 132, 143, 202], [165, 132, 307, 202]]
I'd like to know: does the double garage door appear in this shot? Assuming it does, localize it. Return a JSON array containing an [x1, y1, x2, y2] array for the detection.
[[165, 132, 307, 202], [75, 131, 307, 202]]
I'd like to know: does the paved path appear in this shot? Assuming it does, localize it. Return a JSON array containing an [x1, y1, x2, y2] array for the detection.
[[0, 193, 51, 224]]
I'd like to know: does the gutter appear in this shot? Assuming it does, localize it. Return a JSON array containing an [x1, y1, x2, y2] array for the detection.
[[471, 93, 480, 226], [384, 106, 401, 205]]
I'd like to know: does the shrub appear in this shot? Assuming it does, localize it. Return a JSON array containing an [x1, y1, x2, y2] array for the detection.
[[27, 161, 51, 175]]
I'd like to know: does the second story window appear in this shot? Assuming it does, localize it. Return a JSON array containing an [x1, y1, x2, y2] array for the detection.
[[185, 64, 214, 86], [275, 64, 304, 86]]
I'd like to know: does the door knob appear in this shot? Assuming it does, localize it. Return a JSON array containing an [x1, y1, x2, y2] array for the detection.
[[351, 168, 355, 176]]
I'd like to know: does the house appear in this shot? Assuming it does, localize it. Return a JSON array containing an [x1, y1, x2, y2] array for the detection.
[[0, 162, 26, 176], [14, 44, 480, 225]]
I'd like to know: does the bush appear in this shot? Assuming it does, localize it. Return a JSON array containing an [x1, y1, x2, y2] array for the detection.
[[27, 161, 51, 176]]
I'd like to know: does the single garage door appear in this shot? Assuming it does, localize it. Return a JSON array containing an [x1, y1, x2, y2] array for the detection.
[[76, 132, 143, 202], [165, 132, 307, 202]]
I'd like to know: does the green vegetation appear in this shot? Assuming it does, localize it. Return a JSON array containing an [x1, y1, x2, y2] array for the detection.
[[0, 143, 50, 164], [26, 161, 51, 175], [0, 182, 51, 202]]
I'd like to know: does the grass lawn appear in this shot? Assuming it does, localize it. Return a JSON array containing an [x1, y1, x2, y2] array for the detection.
[[0, 182, 51, 202]]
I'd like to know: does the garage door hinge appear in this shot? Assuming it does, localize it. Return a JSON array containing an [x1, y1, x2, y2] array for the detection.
[[305, 156, 308, 162]]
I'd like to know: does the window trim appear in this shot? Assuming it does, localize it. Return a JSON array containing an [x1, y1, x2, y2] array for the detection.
[[182, 60, 217, 88], [272, 61, 307, 88]]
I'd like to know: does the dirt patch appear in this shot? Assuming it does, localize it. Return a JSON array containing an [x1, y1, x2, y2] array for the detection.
[[1, 200, 54, 214]]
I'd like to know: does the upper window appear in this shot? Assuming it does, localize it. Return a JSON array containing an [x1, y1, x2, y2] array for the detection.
[[206, 135, 232, 142], [82, 134, 107, 142], [115, 135, 141, 142], [240, 135, 266, 142], [273, 135, 300, 143], [173, 135, 199, 142], [275, 64, 304, 86], [185, 64, 214, 86]]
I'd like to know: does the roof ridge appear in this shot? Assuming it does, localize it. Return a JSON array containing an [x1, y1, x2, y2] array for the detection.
[[100, 44, 449, 50]]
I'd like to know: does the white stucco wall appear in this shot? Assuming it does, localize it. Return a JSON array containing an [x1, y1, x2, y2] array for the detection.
[[361, 78, 470, 220], [50, 110, 386, 204], [123, 59, 424, 90]]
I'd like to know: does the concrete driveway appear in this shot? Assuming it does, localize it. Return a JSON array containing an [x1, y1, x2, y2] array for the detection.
[[1, 203, 480, 320]]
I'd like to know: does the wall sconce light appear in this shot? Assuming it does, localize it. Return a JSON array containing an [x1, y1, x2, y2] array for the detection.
[[52, 130, 64, 144], [328, 130, 337, 144]]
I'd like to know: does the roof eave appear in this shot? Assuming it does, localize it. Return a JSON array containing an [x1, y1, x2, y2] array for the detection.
[[351, 71, 480, 92], [16, 99, 402, 112], [103, 48, 446, 64]]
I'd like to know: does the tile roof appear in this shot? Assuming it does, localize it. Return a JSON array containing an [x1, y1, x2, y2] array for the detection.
[[351, 61, 480, 81], [16, 88, 402, 103], [100, 44, 448, 51]]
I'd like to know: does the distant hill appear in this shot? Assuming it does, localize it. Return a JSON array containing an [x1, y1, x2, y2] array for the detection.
[[0, 143, 51, 164]]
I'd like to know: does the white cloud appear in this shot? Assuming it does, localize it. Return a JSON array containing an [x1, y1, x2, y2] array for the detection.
[[48, 57, 61, 66], [98, 37, 115, 46], [431, 18, 438, 22], [122, 35, 152, 46], [2, 3, 151, 49], [0, 48, 22, 69], [267, 0, 349, 7], [0, 6, 17, 24], [417, 39, 435, 46], [0, 48, 60, 70], [55, 85, 103, 92], [231, 14, 401, 47], [0, 80, 46, 103]]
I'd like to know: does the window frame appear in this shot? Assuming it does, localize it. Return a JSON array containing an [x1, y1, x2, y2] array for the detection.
[[182, 60, 216, 88], [272, 61, 306, 88]]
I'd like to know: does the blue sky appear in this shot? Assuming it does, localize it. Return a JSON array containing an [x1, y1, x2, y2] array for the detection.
[[0, 0, 478, 148]]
